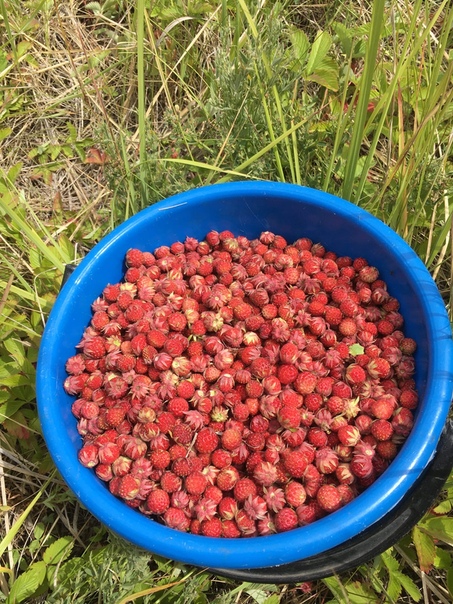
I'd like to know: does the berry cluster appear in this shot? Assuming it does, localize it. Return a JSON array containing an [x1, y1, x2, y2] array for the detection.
[[65, 230, 418, 537]]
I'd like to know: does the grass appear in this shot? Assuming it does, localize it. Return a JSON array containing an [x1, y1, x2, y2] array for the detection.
[[0, 0, 452, 601]]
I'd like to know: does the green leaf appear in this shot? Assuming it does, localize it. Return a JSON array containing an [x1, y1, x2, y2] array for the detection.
[[323, 576, 348, 603], [307, 68, 339, 91], [7, 162, 22, 184], [1, 374, 32, 388], [419, 517, 453, 546], [433, 499, 451, 514], [43, 536, 74, 566], [290, 29, 310, 63], [306, 31, 332, 76], [6, 560, 47, 604], [434, 546, 451, 570], [0, 400, 29, 422], [245, 588, 271, 604], [66, 122, 77, 142], [386, 571, 402, 602], [0, 128, 12, 141], [412, 526, 436, 572], [395, 571, 421, 602], [349, 343, 365, 356], [332, 21, 354, 56], [345, 581, 380, 603], [3, 338, 25, 365], [49, 145, 62, 161], [447, 568, 453, 599], [57, 235, 75, 263]]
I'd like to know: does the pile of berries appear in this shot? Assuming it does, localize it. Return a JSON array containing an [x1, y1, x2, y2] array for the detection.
[[64, 230, 418, 537]]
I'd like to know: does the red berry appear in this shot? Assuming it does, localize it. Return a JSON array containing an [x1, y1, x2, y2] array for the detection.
[[316, 484, 342, 512], [275, 507, 298, 532]]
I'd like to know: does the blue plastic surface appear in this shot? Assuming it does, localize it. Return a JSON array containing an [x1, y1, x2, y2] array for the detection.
[[37, 182, 453, 569]]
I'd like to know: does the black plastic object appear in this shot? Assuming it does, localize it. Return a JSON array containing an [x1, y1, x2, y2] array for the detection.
[[210, 419, 453, 584], [61, 263, 77, 290]]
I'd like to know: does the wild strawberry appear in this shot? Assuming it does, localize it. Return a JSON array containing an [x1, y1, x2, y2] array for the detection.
[[370, 396, 396, 420], [82, 336, 106, 359], [98, 441, 120, 465], [222, 520, 241, 538], [350, 453, 374, 479], [174, 381, 194, 401], [78, 444, 99, 468], [371, 419, 394, 441], [66, 354, 87, 376], [316, 484, 342, 513], [184, 471, 207, 496], [354, 414, 373, 435], [235, 510, 257, 535], [249, 461, 276, 487], [193, 427, 218, 454], [399, 337, 417, 355], [277, 406, 301, 430], [294, 372, 317, 394], [275, 507, 298, 532], [260, 486, 284, 513], [337, 425, 361, 447], [338, 318, 357, 336], [193, 497, 218, 522], [147, 330, 167, 348], [171, 356, 192, 377], [125, 248, 144, 268], [399, 389, 418, 409], [118, 474, 141, 500], [314, 409, 333, 431], [215, 466, 240, 491], [168, 458, 191, 479], [217, 496, 238, 520], [164, 507, 190, 531], [356, 264, 377, 282], [233, 477, 258, 502], [242, 495, 267, 521], [146, 489, 170, 514], [315, 447, 339, 474], [247, 357, 271, 379], [103, 283, 121, 302], [295, 503, 317, 525], [277, 364, 298, 385], [167, 397, 189, 418], [374, 440, 397, 461], [367, 357, 391, 379], [345, 364, 366, 384], [105, 406, 126, 428], [285, 481, 307, 507], [213, 349, 234, 371], [283, 450, 309, 478], [121, 436, 147, 460], [220, 428, 242, 451], [325, 395, 345, 415], [147, 449, 170, 470]]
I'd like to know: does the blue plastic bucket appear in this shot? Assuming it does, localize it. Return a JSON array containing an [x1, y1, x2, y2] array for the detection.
[[37, 182, 453, 570]]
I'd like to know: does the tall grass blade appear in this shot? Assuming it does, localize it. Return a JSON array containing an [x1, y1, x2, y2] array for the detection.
[[341, 0, 385, 202], [357, 0, 449, 210], [0, 474, 54, 560], [136, 0, 147, 204], [237, 0, 259, 39], [0, 193, 69, 273]]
